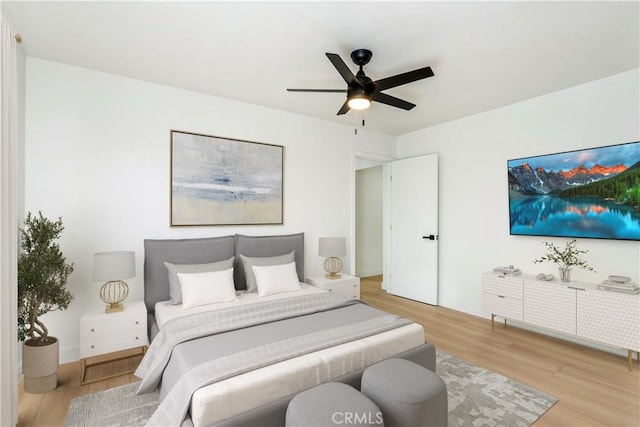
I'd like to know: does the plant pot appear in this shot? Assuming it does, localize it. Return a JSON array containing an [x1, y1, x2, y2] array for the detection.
[[22, 337, 59, 393]]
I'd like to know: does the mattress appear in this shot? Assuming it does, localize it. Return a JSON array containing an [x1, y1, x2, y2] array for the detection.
[[190, 322, 425, 426], [154, 283, 325, 329]]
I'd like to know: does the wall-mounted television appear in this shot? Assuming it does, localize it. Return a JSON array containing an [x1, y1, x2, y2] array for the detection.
[[508, 141, 640, 241]]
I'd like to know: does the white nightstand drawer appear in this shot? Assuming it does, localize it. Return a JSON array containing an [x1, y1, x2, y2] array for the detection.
[[80, 314, 145, 338], [80, 327, 146, 358], [80, 301, 148, 356], [323, 281, 360, 298], [305, 275, 361, 299]]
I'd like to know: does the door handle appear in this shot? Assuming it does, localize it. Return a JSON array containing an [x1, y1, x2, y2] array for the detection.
[[422, 235, 438, 240]]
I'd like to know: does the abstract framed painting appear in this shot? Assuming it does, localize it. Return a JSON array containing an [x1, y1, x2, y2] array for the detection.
[[508, 141, 639, 241], [170, 130, 283, 226]]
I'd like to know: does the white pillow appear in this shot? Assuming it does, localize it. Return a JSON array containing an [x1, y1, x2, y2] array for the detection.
[[251, 262, 301, 297], [164, 257, 234, 305], [177, 268, 237, 309], [239, 251, 295, 293]]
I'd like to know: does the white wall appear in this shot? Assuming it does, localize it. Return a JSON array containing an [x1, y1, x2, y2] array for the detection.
[[24, 58, 395, 363], [24, 58, 640, 362], [397, 69, 640, 316], [355, 166, 383, 277]]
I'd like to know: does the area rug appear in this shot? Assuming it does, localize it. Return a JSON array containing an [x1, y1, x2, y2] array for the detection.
[[66, 350, 557, 426], [65, 381, 157, 427], [436, 349, 557, 426]]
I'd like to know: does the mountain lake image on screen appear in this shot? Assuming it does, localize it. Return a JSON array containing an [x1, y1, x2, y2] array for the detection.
[[508, 141, 640, 241]]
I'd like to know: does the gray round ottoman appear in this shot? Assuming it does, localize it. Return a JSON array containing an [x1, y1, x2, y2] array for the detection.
[[286, 382, 384, 427], [361, 358, 448, 427]]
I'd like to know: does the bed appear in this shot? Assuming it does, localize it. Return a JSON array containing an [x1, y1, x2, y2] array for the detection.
[[135, 233, 436, 427]]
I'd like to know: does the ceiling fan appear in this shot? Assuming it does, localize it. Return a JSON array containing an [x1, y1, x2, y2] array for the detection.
[[287, 48, 434, 115]]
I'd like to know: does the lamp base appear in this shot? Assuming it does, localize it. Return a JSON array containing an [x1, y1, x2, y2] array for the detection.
[[100, 280, 129, 314], [323, 257, 343, 280], [104, 303, 124, 314]]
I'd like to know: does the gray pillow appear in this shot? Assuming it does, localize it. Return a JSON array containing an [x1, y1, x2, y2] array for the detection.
[[240, 251, 295, 293], [164, 257, 234, 304], [234, 233, 304, 290]]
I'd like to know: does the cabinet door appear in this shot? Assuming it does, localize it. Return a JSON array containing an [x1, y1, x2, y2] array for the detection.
[[482, 274, 523, 299], [482, 292, 523, 320], [524, 280, 576, 335], [482, 273, 523, 321], [577, 290, 640, 351]]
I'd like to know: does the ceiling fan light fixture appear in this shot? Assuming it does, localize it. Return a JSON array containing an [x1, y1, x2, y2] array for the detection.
[[287, 48, 434, 115], [347, 96, 371, 110]]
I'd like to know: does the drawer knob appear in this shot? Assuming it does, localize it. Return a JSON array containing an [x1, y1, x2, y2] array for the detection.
[[91, 328, 95, 332], [135, 336, 139, 340], [135, 321, 139, 325], [90, 345, 94, 349]]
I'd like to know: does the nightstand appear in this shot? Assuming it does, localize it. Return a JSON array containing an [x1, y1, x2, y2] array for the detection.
[[79, 300, 148, 384], [305, 274, 361, 299]]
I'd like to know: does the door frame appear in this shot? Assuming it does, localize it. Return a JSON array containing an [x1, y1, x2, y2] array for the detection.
[[350, 150, 395, 287]]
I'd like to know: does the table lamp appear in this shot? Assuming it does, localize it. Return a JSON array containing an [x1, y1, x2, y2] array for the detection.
[[319, 237, 346, 279], [93, 251, 135, 313]]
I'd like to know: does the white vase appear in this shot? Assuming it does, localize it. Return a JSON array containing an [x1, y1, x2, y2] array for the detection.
[[558, 266, 571, 283]]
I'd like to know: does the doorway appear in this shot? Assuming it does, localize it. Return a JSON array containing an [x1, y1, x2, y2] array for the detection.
[[351, 152, 439, 301], [351, 152, 393, 288], [355, 164, 384, 277]]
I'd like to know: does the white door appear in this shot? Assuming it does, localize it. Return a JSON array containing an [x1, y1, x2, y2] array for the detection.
[[388, 154, 438, 304]]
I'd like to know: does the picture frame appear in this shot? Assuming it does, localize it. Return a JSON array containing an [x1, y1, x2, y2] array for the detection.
[[170, 130, 284, 226]]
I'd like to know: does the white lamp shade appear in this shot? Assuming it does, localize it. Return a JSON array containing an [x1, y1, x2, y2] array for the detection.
[[93, 251, 136, 281], [318, 237, 346, 257]]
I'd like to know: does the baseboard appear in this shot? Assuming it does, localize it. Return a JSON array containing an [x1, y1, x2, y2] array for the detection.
[[60, 344, 79, 364], [504, 319, 629, 358], [356, 268, 383, 278]]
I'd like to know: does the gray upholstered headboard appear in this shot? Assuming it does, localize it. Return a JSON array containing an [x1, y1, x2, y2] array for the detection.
[[143, 235, 235, 313], [143, 233, 305, 314]]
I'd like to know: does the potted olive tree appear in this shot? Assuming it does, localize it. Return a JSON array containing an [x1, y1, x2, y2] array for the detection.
[[18, 211, 74, 393]]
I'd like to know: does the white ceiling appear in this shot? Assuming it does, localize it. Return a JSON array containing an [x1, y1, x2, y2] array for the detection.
[[5, 1, 639, 136]]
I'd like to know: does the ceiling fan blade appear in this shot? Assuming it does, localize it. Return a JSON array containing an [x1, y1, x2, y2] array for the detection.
[[326, 53, 359, 86], [337, 99, 351, 115], [287, 88, 346, 93], [372, 92, 416, 110], [373, 66, 434, 91]]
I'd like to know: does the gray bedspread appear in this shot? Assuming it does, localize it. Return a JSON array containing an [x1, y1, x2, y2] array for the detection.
[[135, 293, 413, 426]]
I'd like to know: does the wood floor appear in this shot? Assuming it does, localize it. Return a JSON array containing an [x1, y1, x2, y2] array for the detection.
[[18, 276, 639, 426]]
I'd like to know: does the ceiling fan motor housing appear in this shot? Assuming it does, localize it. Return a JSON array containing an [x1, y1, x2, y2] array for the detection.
[[351, 49, 373, 66]]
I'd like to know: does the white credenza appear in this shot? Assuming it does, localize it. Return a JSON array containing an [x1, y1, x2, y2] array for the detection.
[[482, 272, 640, 370]]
